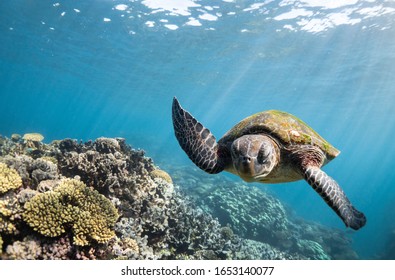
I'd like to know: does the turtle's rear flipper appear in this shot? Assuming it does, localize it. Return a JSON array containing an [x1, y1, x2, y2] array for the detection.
[[172, 97, 224, 174], [303, 166, 366, 230]]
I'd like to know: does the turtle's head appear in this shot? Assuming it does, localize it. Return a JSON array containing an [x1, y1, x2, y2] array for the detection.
[[231, 135, 279, 182]]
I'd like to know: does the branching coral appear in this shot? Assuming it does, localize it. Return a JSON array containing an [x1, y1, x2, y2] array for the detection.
[[23, 179, 118, 246], [111, 237, 140, 259], [0, 155, 33, 183], [0, 191, 22, 234], [0, 163, 22, 194], [5, 236, 42, 260], [93, 137, 121, 154]]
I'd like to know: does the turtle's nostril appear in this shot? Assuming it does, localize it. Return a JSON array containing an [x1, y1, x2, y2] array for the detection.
[[243, 156, 251, 163]]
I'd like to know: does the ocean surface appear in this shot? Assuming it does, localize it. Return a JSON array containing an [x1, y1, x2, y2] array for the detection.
[[1, 0, 394, 259]]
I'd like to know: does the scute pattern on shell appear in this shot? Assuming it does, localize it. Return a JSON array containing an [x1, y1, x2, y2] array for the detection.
[[219, 110, 339, 159]]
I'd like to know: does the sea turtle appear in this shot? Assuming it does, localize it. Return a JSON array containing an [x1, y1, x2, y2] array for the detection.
[[172, 97, 366, 230]]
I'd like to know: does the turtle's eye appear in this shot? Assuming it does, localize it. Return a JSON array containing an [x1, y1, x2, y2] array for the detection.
[[257, 147, 269, 164]]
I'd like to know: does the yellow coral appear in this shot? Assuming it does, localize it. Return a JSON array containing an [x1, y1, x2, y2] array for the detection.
[[150, 169, 173, 184], [22, 133, 44, 149], [22, 133, 44, 142], [124, 237, 139, 255], [23, 179, 118, 246], [0, 192, 21, 234], [40, 156, 58, 165], [0, 163, 22, 194], [0, 216, 17, 234], [24, 192, 75, 237]]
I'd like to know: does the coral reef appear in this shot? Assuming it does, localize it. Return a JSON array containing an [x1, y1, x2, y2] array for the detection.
[[165, 165, 359, 260], [11, 134, 21, 142], [0, 134, 360, 260], [93, 137, 121, 154], [0, 163, 22, 194], [0, 163, 23, 236], [23, 179, 118, 246], [5, 236, 42, 260], [236, 239, 301, 260], [201, 182, 290, 246], [111, 237, 140, 259], [150, 169, 173, 184], [30, 158, 58, 184], [0, 191, 22, 234], [22, 133, 44, 142], [295, 239, 330, 260], [22, 133, 44, 150]]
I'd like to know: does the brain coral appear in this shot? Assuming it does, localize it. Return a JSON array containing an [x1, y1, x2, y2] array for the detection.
[[150, 169, 173, 184], [23, 179, 118, 246], [0, 163, 22, 194]]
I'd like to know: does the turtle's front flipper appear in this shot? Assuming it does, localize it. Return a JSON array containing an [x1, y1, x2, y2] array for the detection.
[[172, 97, 225, 174], [303, 166, 366, 230]]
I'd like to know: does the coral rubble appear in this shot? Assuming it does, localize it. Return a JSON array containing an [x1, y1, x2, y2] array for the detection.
[[0, 134, 359, 260]]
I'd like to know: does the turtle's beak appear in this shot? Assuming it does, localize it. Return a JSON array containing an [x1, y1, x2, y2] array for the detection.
[[253, 172, 270, 181], [236, 155, 260, 179]]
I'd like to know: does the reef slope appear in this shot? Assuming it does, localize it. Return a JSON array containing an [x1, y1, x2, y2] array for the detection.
[[0, 135, 357, 259]]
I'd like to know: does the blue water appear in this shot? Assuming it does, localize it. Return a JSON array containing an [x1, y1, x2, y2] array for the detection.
[[1, 0, 395, 259]]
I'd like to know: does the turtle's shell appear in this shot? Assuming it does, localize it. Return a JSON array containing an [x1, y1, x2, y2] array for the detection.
[[218, 110, 340, 160]]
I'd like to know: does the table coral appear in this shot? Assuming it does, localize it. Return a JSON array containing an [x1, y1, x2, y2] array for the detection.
[[22, 133, 44, 142], [22, 133, 44, 150], [23, 179, 118, 246], [0, 163, 22, 194]]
